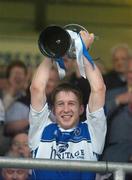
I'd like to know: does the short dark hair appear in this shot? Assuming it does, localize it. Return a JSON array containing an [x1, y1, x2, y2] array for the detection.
[[51, 81, 83, 107], [6, 60, 27, 78]]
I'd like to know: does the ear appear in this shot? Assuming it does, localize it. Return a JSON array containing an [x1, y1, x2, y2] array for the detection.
[[79, 105, 84, 115]]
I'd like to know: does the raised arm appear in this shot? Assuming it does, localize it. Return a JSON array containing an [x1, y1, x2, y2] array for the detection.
[[84, 58, 106, 112], [80, 31, 106, 112], [30, 57, 52, 111]]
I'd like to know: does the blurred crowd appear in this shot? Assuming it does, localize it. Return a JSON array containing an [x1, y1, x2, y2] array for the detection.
[[0, 43, 132, 180]]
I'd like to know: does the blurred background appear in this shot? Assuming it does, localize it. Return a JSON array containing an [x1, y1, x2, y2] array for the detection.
[[0, 0, 132, 71], [0, 0, 132, 163]]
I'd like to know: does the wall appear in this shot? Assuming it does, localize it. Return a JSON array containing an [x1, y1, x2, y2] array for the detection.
[[0, 0, 132, 71]]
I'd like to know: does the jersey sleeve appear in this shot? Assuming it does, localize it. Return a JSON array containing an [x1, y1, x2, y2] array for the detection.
[[86, 105, 107, 155], [28, 102, 51, 151]]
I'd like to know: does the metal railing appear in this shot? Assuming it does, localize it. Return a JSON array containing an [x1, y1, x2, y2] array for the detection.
[[0, 157, 132, 180]]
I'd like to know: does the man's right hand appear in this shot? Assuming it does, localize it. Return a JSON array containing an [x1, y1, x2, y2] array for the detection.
[[80, 30, 94, 49]]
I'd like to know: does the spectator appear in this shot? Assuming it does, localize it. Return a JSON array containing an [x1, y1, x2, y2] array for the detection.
[[4, 87, 30, 137], [4, 64, 60, 137], [104, 44, 131, 90], [101, 56, 132, 163], [2, 60, 28, 111], [28, 30, 106, 180], [1, 151, 31, 180], [9, 132, 31, 158]]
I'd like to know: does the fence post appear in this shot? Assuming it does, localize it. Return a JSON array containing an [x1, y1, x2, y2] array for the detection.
[[114, 169, 125, 180]]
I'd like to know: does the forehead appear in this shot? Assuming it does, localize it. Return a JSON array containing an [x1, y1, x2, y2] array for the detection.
[[55, 91, 78, 101], [10, 66, 25, 72], [13, 134, 28, 142], [5, 168, 26, 172], [113, 48, 128, 60], [114, 48, 127, 55]]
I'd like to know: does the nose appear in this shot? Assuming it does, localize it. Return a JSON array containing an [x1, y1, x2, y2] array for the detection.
[[12, 172, 17, 179], [63, 103, 70, 112], [17, 144, 23, 149]]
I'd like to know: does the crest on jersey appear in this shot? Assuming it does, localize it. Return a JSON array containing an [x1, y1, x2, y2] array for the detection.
[[74, 127, 81, 136], [57, 143, 69, 153]]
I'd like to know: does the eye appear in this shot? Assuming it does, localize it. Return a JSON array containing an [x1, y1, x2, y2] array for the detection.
[[6, 169, 15, 174], [69, 101, 76, 106], [69, 102, 74, 105], [56, 102, 64, 107], [17, 169, 26, 174]]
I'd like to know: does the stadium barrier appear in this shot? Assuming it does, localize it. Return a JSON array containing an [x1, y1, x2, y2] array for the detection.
[[0, 157, 132, 180]]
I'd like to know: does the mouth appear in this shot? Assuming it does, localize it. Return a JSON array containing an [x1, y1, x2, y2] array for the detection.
[[61, 115, 72, 121]]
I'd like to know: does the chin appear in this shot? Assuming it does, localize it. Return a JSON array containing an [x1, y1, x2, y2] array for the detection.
[[61, 123, 73, 130]]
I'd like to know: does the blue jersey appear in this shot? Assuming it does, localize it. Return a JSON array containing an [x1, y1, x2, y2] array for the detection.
[[31, 169, 96, 180], [29, 103, 106, 180]]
